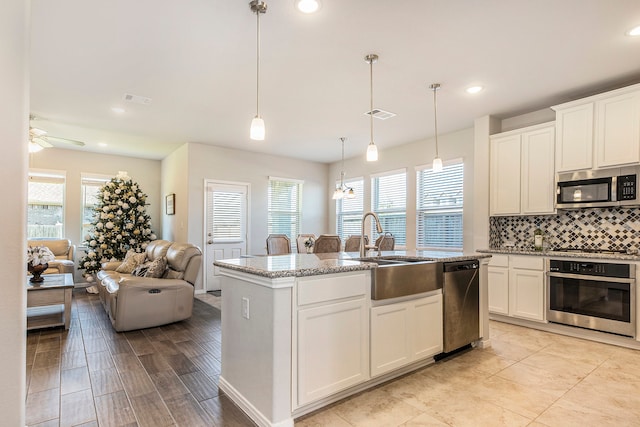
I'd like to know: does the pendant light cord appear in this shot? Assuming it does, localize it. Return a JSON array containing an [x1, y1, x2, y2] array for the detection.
[[340, 137, 346, 187], [256, 9, 261, 117], [369, 59, 374, 144], [433, 85, 439, 158]]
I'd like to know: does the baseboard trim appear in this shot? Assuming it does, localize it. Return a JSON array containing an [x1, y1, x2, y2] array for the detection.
[[219, 376, 294, 427]]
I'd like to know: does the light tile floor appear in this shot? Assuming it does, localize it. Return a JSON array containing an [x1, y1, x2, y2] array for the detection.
[[296, 321, 640, 427]]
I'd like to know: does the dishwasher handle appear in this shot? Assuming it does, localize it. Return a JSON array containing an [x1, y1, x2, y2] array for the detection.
[[443, 260, 479, 273]]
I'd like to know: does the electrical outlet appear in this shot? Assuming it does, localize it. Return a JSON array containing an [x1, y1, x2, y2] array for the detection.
[[241, 297, 250, 319]]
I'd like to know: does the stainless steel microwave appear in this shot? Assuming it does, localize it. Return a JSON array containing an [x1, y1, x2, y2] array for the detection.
[[556, 166, 639, 209]]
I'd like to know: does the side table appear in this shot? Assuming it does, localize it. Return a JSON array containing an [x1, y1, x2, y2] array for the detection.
[[26, 273, 74, 330]]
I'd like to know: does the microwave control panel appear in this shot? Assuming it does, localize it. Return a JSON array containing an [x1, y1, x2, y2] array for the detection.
[[618, 174, 637, 201]]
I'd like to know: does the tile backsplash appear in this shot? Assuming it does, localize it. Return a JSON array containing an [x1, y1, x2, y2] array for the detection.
[[489, 207, 640, 252]]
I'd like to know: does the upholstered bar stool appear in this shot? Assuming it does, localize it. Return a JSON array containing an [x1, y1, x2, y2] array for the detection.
[[313, 234, 342, 253], [266, 234, 291, 255], [344, 235, 368, 252]]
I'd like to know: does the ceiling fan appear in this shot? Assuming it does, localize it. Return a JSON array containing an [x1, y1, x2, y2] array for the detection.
[[29, 115, 86, 152]]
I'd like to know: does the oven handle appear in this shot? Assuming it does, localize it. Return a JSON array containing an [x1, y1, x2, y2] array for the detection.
[[547, 272, 635, 284]]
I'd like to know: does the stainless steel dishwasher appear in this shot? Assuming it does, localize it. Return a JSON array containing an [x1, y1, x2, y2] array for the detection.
[[442, 260, 480, 353]]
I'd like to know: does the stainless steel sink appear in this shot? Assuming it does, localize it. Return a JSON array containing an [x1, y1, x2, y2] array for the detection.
[[356, 257, 443, 300]]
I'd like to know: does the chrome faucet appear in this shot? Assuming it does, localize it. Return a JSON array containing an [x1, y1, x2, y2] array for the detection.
[[360, 211, 383, 257]]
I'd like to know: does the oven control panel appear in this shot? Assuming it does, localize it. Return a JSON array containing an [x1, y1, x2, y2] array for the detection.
[[549, 259, 632, 278]]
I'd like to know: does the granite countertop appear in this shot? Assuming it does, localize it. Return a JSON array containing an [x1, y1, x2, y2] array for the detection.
[[214, 250, 491, 279], [477, 248, 640, 262]]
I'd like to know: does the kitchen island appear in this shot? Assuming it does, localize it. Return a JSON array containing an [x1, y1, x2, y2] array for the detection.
[[214, 251, 490, 427]]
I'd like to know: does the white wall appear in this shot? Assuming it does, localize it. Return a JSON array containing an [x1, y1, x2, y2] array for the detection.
[[328, 128, 476, 252], [0, 0, 28, 423], [161, 144, 189, 242], [160, 143, 328, 289], [30, 149, 162, 247]]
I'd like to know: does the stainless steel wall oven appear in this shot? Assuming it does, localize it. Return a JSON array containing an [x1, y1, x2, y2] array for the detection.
[[547, 259, 636, 337]]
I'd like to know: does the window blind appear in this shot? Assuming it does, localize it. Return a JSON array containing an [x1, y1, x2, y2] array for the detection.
[[268, 178, 302, 249], [209, 189, 246, 242], [336, 178, 364, 242], [416, 161, 464, 250], [371, 170, 406, 246]]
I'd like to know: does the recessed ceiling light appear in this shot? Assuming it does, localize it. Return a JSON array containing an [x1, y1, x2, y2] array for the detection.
[[466, 86, 484, 94], [627, 25, 640, 36], [111, 107, 125, 114], [98, 142, 108, 147], [295, 0, 320, 13]]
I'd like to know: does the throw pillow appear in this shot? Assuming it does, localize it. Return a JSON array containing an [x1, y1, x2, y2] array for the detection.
[[115, 250, 147, 274], [144, 256, 167, 278], [132, 262, 151, 277]]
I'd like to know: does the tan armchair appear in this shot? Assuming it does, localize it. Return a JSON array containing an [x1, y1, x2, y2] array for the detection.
[[313, 234, 342, 253], [27, 238, 75, 275], [266, 234, 291, 255], [344, 235, 368, 252]]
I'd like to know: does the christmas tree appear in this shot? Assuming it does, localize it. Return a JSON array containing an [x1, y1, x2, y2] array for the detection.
[[79, 171, 156, 276]]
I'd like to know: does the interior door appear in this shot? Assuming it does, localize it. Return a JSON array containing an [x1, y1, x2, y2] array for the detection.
[[204, 181, 249, 291]]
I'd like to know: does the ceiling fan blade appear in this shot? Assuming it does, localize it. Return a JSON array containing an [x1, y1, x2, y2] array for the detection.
[[32, 137, 53, 148], [46, 135, 86, 147]]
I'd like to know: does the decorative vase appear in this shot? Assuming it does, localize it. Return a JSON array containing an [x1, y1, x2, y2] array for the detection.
[[306, 247, 313, 254], [28, 263, 48, 283]]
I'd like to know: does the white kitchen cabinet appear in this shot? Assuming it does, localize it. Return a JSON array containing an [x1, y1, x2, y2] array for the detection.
[[370, 292, 442, 377], [553, 84, 640, 172], [296, 273, 369, 406], [490, 133, 521, 215], [490, 122, 555, 216], [488, 255, 546, 322], [521, 126, 556, 214], [487, 255, 509, 315], [595, 91, 640, 168], [554, 103, 594, 172], [509, 266, 545, 321]]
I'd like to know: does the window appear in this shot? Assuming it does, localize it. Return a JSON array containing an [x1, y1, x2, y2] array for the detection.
[[416, 160, 464, 250], [28, 170, 66, 239], [268, 177, 302, 250], [335, 178, 364, 242], [208, 183, 247, 243], [371, 169, 406, 246], [81, 174, 111, 241]]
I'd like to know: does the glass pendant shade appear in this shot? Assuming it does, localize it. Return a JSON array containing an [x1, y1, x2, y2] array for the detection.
[[332, 188, 343, 200], [366, 142, 378, 161], [345, 187, 356, 199], [250, 116, 265, 140], [432, 156, 443, 172]]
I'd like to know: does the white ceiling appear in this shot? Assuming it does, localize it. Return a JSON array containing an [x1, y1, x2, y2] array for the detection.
[[29, 0, 640, 163]]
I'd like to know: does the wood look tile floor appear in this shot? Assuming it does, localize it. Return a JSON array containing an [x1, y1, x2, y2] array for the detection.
[[27, 290, 640, 426], [25, 289, 254, 427]]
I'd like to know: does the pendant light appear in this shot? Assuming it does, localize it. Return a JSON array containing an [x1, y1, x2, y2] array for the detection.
[[249, 1, 267, 140], [333, 137, 355, 200], [430, 83, 443, 172], [365, 54, 379, 162]]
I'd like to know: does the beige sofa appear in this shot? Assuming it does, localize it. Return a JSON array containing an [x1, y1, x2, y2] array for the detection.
[[27, 238, 75, 275], [96, 240, 202, 332]]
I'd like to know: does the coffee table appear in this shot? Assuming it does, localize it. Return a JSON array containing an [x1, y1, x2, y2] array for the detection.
[[26, 273, 74, 330]]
